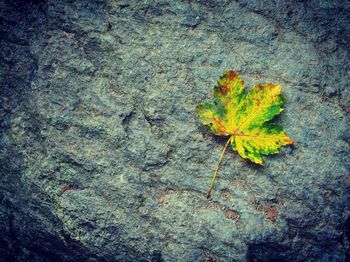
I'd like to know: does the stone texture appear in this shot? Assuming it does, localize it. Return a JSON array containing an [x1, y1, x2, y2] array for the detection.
[[1, 0, 349, 261]]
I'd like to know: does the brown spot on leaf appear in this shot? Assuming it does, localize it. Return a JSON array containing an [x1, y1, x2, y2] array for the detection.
[[254, 98, 261, 106], [256, 84, 264, 90], [284, 137, 294, 144], [218, 84, 229, 95], [227, 70, 238, 80]]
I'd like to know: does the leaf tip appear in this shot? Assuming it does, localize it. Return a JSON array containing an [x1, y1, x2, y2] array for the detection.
[[225, 69, 239, 80], [255, 159, 264, 166]]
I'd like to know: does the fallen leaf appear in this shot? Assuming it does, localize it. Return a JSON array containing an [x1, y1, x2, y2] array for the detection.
[[196, 70, 293, 197]]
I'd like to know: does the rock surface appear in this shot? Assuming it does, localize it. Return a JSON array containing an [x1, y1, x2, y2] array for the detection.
[[1, 0, 349, 261]]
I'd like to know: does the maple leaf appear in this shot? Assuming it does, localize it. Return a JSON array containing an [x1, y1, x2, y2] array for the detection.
[[196, 70, 293, 198]]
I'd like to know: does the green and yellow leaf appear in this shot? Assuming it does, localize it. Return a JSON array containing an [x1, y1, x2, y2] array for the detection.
[[196, 70, 293, 197], [196, 70, 293, 165]]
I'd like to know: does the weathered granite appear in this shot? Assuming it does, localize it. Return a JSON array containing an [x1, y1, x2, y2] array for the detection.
[[1, 0, 349, 261]]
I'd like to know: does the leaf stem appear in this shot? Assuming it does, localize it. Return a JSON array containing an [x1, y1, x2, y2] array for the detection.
[[207, 136, 231, 199]]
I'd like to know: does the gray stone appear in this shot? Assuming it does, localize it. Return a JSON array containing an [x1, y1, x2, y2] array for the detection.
[[1, 0, 349, 261]]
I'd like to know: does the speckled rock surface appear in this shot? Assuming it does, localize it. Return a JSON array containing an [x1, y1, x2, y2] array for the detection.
[[1, 0, 349, 261]]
